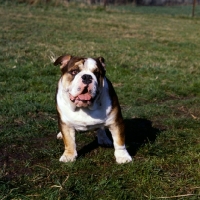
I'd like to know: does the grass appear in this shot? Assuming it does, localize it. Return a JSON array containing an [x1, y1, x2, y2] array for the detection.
[[0, 2, 200, 199]]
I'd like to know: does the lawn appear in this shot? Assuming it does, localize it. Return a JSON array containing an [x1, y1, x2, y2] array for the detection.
[[0, 2, 200, 199]]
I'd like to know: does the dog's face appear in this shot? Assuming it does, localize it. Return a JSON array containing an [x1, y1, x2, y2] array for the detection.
[[54, 55, 106, 108]]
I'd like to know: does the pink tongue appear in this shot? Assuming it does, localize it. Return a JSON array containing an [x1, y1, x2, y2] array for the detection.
[[78, 93, 92, 101]]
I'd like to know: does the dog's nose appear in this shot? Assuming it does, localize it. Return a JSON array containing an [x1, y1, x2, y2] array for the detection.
[[81, 74, 92, 85]]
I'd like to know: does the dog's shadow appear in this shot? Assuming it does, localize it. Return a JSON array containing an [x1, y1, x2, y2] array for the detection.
[[77, 118, 162, 158], [124, 118, 161, 156]]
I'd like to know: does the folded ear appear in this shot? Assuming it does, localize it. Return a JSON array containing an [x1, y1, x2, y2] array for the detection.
[[54, 55, 71, 69], [96, 57, 106, 77], [97, 57, 106, 68]]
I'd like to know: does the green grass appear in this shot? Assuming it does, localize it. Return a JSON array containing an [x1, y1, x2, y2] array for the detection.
[[0, 2, 200, 199], [110, 4, 200, 17]]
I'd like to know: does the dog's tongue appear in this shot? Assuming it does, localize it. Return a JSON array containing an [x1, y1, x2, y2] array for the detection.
[[78, 93, 92, 101]]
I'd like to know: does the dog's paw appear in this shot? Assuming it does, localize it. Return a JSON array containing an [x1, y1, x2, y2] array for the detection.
[[116, 155, 132, 164], [57, 132, 63, 139], [115, 149, 132, 164], [59, 153, 77, 163]]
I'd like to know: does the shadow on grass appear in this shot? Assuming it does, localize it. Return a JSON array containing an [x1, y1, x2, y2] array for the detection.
[[124, 118, 161, 156], [0, 118, 162, 182], [77, 118, 162, 158]]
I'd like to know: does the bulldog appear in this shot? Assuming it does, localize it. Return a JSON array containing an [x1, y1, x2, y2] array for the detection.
[[54, 55, 132, 164]]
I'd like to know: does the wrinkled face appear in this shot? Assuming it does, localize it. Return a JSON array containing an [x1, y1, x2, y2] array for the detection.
[[54, 55, 106, 108]]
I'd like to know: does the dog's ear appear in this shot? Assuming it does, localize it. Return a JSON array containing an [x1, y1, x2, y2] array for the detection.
[[97, 57, 106, 69], [54, 55, 71, 69], [96, 57, 106, 77]]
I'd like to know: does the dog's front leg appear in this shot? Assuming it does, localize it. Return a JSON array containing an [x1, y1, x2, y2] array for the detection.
[[59, 123, 77, 162], [109, 122, 132, 164]]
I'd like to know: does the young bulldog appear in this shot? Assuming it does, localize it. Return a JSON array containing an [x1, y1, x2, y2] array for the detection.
[[54, 55, 132, 164]]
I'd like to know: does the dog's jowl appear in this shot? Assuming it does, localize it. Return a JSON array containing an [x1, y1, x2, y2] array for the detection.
[[54, 55, 132, 164]]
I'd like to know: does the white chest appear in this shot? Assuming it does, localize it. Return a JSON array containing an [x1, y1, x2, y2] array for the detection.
[[57, 82, 112, 131]]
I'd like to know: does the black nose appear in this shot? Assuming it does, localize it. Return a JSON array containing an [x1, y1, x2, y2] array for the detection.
[[82, 74, 92, 85]]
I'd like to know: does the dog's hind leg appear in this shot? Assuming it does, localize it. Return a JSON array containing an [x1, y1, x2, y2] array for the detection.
[[57, 132, 63, 139], [97, 128, 113, 147]]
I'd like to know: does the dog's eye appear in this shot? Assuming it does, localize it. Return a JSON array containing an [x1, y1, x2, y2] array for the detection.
[[70, 70, 79, 76]]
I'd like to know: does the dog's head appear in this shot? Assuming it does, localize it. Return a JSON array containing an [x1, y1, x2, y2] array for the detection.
[[54, 55, 106, 109]]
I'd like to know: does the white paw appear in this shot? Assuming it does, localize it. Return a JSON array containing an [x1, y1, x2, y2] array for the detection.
[[115, 149, 132, 164], [57, 132, 63, 139], [59, 154, 77, 163]]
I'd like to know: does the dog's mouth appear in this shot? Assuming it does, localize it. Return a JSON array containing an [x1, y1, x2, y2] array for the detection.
[[69, 87, 94, 108]]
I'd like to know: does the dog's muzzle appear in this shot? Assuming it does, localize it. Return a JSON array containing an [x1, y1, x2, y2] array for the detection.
[[69, 74, 97, 108]]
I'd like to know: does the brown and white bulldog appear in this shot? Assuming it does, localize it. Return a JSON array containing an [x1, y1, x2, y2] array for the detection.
[[54, 55, 132, 164]]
